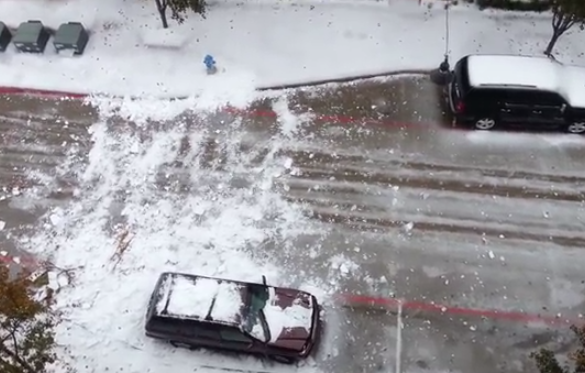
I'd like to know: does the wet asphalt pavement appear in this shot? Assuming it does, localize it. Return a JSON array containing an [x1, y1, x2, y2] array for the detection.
[[1, 75, 585, 373]]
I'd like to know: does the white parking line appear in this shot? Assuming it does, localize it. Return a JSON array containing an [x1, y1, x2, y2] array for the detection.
[[395, 299, 403, 373]]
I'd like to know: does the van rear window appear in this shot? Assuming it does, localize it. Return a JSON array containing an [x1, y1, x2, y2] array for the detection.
[[454, 58, 471, 95]]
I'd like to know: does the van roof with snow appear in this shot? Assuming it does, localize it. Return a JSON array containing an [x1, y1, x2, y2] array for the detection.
[[465, 54, 585, 108], [144, 272, 321, 363]]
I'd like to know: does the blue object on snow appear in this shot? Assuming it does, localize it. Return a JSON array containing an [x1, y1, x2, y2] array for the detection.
[[204, 54, 216, 70]]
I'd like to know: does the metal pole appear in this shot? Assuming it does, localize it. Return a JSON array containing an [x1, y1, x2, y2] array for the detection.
[[445, 1, 450, 58]]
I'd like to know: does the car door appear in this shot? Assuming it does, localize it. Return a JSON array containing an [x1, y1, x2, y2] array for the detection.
[[465, 88, 501, 121], [529, 91, 567, 130], [189, 322, 223, 348], [219, 326, 256, 353], [500, 90, 535, 128]]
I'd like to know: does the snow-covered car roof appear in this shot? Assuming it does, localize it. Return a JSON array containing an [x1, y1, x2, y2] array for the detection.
[[466, 54, 585, 108], [154, 273, 245, 324]]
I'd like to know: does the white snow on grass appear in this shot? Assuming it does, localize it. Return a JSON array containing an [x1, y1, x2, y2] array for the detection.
[[1, 0, 585, 96], [18, 96, 324, 373]]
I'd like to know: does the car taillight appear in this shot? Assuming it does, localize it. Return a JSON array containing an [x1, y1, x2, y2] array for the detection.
[[456, 101, 465, 113]]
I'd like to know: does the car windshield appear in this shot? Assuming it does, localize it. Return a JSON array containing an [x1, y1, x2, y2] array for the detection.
[[242, 284, 270, 342]]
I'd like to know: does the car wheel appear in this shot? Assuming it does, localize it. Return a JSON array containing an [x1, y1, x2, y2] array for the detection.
[[474, 118, 496, 131], [565, 122, 585, 134], [269, 355, 297, 365]]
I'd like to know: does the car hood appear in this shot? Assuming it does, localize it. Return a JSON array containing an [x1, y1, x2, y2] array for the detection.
[[263, 287, 315, 351]]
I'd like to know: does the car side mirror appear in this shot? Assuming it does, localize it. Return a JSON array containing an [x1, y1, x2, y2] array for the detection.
[[261, 275, 267, 286]]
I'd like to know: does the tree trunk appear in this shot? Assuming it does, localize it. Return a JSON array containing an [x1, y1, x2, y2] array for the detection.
[[155, 0, 169, 29], [544, 31, 561, 56]]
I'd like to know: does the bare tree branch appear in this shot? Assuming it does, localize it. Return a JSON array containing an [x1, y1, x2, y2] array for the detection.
[[0, 342, 36, 373], [545, 0, 585, 55]]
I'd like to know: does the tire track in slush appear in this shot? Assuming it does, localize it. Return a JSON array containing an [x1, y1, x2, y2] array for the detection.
[[280, 147, 585, 248], [3, 103, 585, 252], [165, 135, 585, 248]]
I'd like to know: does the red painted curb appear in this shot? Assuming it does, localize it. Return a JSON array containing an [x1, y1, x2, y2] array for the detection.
[[0, 86, 430, 129], [340, 294, 582, 326], [225, 106, 422, 128], [0, 253, 37, 265], [0, 87, 87, 99]]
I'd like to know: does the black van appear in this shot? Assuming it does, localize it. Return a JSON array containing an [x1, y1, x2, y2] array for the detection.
[[446, 54, 585, 134], [144, 272, 321, 364]]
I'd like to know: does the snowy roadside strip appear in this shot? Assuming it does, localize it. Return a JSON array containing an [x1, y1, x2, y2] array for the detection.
[[0, 68, 430, 99], [0, 69, 442, 130], [0, 250, 581, 328]]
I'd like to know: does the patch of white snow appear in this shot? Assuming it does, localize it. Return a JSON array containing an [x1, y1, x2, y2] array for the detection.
[[165, 276, 218, 319], [263, 287, 313, 343], [210, 281, 244, 322]]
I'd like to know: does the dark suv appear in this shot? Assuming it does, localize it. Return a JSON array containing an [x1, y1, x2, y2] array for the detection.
[[446, 54, 585, 134], [145, 272, 321, 364]]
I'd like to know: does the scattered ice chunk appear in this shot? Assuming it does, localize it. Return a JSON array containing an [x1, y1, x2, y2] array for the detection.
[[49, 211, 63, 226], [0, 251, 7, 256], [0, 220, 5, 230], [339, 263, 350, 275], [47, 271, 65, 290], [543, 211, 550, 218], [469, 325, 477, 331], [12, 257, 20, 264], [364, 275, 374, 287], [499, 256, 505, 262], [331, 347, 339, 357], [283, 157, 293, 169], [130, 142, 141, 154], [402, 221, 414, 233], [487, 250, 495, 259]]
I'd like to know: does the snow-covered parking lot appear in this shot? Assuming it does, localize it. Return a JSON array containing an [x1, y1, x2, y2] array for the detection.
[[2, 75, 585, 373]]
